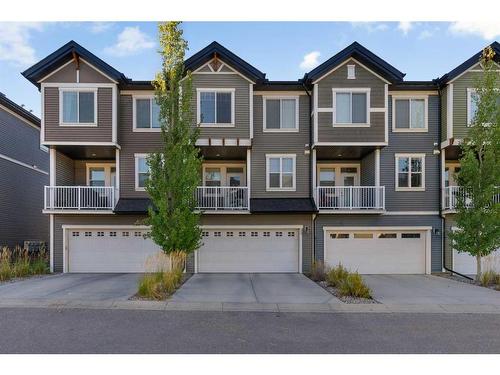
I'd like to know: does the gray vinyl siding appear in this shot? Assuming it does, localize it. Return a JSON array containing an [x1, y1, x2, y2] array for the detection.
[[251, 95, 310, 198], [0, 107, 48, 248], [316, 60, 386, 143], [118, 95, 163, 199], [360, 151, 376, 185], [55, 151, 75, 185], [53, 214, 146, 272], [199, 214, 314, 273], [191, 73, 250, 138], [381, 95, 440, 212], [43, 60, 114, 84], [44, 87, 113, 142], [314, 214, 443, 272], [441, 88, 447, 142]]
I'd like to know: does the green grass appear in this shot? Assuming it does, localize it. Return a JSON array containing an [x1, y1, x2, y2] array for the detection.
[[0, 246, 49, 282]]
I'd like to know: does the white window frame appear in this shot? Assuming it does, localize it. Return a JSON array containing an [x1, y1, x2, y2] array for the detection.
[[202, 163, 246, 187], [347, 65, 356, 79], [196, 88, 235, 127], [262, 96, 299, 132], [316, 163, 361, 186], [132, 95, 161, 132], [265, 154, 296, 191], [395, 153, 426, 192], [86, 163, 116, 187], [332, 88, 371, 127], [59, 88, 98, 126], [392, 95, 428, 132], [134, 153, 150, 191]]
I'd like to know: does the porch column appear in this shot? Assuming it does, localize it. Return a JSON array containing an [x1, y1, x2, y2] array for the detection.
[[246, 148, 251, 210]]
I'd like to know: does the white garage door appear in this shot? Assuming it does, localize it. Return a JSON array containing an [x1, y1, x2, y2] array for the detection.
[[453, 248, 500, 275], [197, 228, 300, 273], [325, 230, 427, 274], [67, 228, 164, 273]]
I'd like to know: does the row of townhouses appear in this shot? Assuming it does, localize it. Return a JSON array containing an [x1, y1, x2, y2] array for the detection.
[[20, 40, 500, 275]]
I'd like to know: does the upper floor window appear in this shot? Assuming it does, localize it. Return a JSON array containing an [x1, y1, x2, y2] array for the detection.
[[133, 96, 160, 131], [60, 89, 97, 126], [135, 154, 150, 191], [393, 97, 427, 132], [263, 97, 299, 132], [333, 89, 369, 126], [266, 154, 296, 191], [395, 154, 425, 191], [197, 89, 235, 126]]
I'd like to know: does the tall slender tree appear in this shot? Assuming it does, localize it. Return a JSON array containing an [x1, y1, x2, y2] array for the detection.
[[448, 46, 500, 278], [144, 22, 202, 264]]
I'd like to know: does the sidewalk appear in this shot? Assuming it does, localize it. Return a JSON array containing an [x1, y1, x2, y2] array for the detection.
[[1, 298, 500, 314]]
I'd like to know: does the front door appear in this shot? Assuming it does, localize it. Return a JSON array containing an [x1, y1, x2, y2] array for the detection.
[[340, 167, 358, 207]]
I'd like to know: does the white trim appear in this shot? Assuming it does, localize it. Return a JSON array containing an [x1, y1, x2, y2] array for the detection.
[[196, 88, 235, 127], [132, 94, 161, 132], [41, 141, 119, 147], [42, 82, 116, 88], [375, 148, 380, 187], [265, 153, 297, 191], [370, 107, 387, 113], [314, 142, 388, 147], [383, 211, 439, 216], [390, 90, 439, 96], [347, 64, 356, 79], [316, 162, 361, 187], [317, 108, 333, 113], [43, 210, 115, 215], [249, 84, 254, 139], [391, 95, 429, 133], [0, 152, 49, 175], [441, 151, 446, 209], [0, 104, 40, 131], [76, 69, 80, 84], [312, 57, 391, 85], [49, 214, 54, 273], [49, 148, 56, 185], [384, 84, 389, 143], [120, 90, 155, 95], [112, 85, 117, 143], [37, 59, 75, 83], [466, 88, 477, 126], [395, 153, 426, 191], [262, 96, 299, 132], [202, 162, 246, 186], [134, 153, 150, 191], [192, 59, 256, 84], [201, 225, 303, 230], [312, 149, 317, 201], [447, 84, 453, 139], [332, 88, 371, 127], [313, 84, 318, 144], [247, 149, 251, 209], [115, 148, 120, 202], [254, 91, 308, 96], [41, 85, 45, 143], [86, 162, 116, 186], [58, 87, 98, 126]]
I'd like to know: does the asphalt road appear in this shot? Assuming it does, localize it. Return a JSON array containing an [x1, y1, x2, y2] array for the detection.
[[0, 308, 499, 353]]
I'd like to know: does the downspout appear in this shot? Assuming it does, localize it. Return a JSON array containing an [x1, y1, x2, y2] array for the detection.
[[437, 83, 473, 281]]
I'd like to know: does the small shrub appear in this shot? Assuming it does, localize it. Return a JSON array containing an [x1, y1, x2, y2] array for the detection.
[[12, 248, 30, 278], [326, 264, 349, 287], [137, 266, 184, 300], [0, 247, 12, 281], [479, 270, 497, 287], [30, 251, 49, 275], [338, 272, 372, 299], [309, 261, 326, 281]]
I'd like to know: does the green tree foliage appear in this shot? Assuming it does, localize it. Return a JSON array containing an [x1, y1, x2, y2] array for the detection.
[[144, 22, 202, 257], [449, 46, 500, 278]]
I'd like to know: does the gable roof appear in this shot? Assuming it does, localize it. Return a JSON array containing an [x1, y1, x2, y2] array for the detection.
[[184, 41, 266, 83], [438, 41, 500, 85], [22, 40, 129, 88], [304, 41, 405, 84], [0, 92, 40, 127]]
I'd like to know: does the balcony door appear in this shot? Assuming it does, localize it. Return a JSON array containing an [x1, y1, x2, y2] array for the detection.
[[86, 164, 116, 187], [445, 162, 461, 187]]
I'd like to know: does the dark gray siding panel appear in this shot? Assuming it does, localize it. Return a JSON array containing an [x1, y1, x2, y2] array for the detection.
[[360, 151, 375, 186], [44, 87, 113, 142], [55, 151, 75, 185], [314, 214, 443, 272], [382, 95, 440, 211], [43, 60, 113, 84], [0, 159, 48, 248], [251, 95, 310, 198]]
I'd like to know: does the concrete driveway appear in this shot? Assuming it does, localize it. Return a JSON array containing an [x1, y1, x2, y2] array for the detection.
[[0, 274, 140, 301], [171, 273, 336, 304], [364, 275, 500, 305]]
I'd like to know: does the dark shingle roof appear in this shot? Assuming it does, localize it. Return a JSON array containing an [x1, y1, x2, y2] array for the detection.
[[250, 198, 317, 213], [0, 92, 40, 127], [114, 198, 154, 214]]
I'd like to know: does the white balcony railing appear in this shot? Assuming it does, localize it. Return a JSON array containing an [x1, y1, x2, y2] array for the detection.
[[44, 186, 116, 210], [195, 186, 249, 211], [315, 186, 385, 210], [443, 186, 500, 211]]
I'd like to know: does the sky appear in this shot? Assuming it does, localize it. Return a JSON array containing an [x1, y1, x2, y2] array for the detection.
[[0, 21, 499, 117]]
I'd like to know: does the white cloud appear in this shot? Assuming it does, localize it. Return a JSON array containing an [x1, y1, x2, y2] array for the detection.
[[89, 22, 114, 34], [351, 22, 389, 33], [0, 22, 43, 67], [104, 26, 155, 57], [397, 22, 413, 35], [449, 21, 500, 40], [418, 30, 433, 40], [300, 51, 321, 70]]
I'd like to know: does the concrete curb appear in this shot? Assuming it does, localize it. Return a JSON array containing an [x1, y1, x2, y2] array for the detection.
[[1, 299, 500, 314]]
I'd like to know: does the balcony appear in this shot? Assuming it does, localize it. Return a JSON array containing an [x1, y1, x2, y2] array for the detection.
[[443, 186, 500, 211], [195, 186, 249, 211], [44, 186, 116, 211], [315, 186, 385, 211]]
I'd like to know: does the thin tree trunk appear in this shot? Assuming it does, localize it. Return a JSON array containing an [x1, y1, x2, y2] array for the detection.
[[476, 255, 482, 281]]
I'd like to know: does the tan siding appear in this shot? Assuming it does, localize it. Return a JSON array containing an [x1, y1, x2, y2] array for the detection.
[[55, 151, 75, 185], [43, 61, 77, 83], [42, 60, 113, 84], [79, 61, 114, 83], [251, 95, 310, 198], [44, 87, 113, 142]]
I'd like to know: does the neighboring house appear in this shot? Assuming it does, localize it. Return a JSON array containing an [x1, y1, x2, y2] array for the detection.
[[0, 92, 49, 249], [21, 39, 496, 275], [439, 41, 500, 275]]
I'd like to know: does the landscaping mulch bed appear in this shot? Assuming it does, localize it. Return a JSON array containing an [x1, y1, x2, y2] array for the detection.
[[129, 273, 192, 301], [437, 272, 500, 291], [317, 280, 379, 304]]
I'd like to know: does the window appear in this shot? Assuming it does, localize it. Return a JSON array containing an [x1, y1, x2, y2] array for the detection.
[[395, 154, 425, 191], [266, 155, 296, 191], [197, 89, 234, 126], [60, 89, 96, 125], [135, 154, 150, 190], [402, 233, 421, 239], [347, 65, 356, 79], [88, 167, 105, 187], [378, 233, 397, 239], [263, 97, 298, 131], [319, 168, 335, 187], [330, 233, 349, 239], [204, 168, 221, 187], [393, 97, 427, 131], [134, 97, 160, 130], [353, 233, 373, 239], [333, 89, 369, 125]]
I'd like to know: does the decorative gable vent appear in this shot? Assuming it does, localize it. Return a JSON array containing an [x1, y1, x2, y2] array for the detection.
[[347, 64, 356, 79], [210, 53, 223, 72]]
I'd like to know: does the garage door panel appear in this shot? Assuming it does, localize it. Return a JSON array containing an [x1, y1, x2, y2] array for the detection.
[[325, 231, 426, 274]]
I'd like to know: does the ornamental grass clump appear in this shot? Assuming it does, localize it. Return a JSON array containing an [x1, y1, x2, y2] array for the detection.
[[326, 264, 349, 288], [309, 260, 326, 282], [338, 272, 372, 299], [0, 247, 12, 281]]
